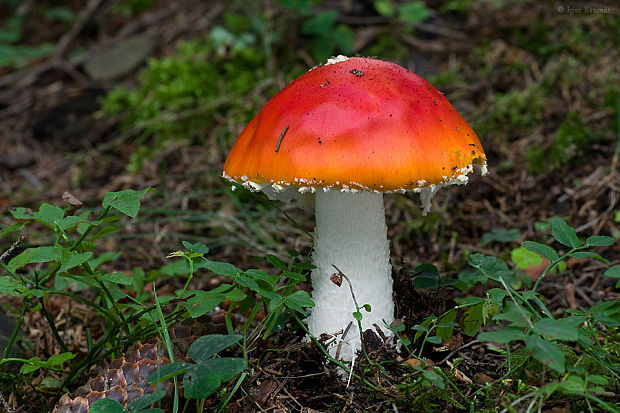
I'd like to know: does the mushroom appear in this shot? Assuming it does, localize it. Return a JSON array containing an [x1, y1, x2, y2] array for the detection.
[[223, 56, 487, 360]]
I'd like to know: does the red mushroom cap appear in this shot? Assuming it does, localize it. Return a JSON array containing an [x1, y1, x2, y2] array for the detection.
[[224, 56, 486, 192]]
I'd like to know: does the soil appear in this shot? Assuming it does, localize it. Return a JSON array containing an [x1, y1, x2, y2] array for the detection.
[[0, 1, 618, 412]]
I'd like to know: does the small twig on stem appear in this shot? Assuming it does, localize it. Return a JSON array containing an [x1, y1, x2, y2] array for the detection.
[[334, 321, 353, 361], [0, 233, 27, 264], [331, 265, 360, 310]]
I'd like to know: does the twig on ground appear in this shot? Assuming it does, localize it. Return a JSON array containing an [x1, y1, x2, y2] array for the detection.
[[0, 390, 14, 413], [0, 233, 27, 264]]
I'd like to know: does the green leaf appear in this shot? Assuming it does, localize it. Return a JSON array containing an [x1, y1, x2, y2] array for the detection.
[[234, 275, 260, 292], [47, 352, 76, 366], [245, 269, 279, 287], [569, 251, 609, 264], [413, 317, 433, 343], [493, 302, 532, 328], [99, 272, 133, 285], [522, 241, 559, 262], [89, 251, 122, 270], [436, 311, 456, 342], [39, 376, 62, 390], [585, 235, 615, 247], [102, 187, 151, 218], [426, 335, 442, 344], [57, 215, 85, 231], [33, 203, 64, 229], [604, 265, 620, 278], [559, 374, 586, 394], [482, 228, 520, 246], [511, 246, 542, 269], [588, 374, 608, 386], [8, 246, 61, 271], [422, 370, 444, 388], [532, 318, 580, 340], [91, 225, 119, 241], [268, 295, 284, 312], [550, 217, 580, 248], [525, 335, 565, 373], [282, 271, 306, 282], [301, 9, 338, 35], [487, 288, 507, 307], [374, 0, 396, 17], [90, 398, 129, 413], [183, 358, 245, 399], [463, 302, 484, 336], [398, 1, 430, 24], [291, 261, 315, 271], [478, 328, 526, 344], [127, 390, 166, 411], [266, 254, 286, 271], [188, 334, 242, 362], [185, 290, 226, 318], [469, 253, 497, 269], [411, 263, 456, 288], [0, 222, 26, 239], [59, 249, 92, 272], [0, 276, 26, 296], [182, 241, 210, 254], [482, 296, 502, 323], [147, 362, 192, 384], [10, 207, 32, 220], [457, 269, 486, 287], [284, 290, 314, 313], [20, 357, 42, 374], [352, 311, 362, 321], [204, 260, 241, 277], [587, 300, 620, 326]]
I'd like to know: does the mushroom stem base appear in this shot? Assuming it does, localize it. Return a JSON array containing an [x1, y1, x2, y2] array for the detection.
[[308, 190, 394, 361]]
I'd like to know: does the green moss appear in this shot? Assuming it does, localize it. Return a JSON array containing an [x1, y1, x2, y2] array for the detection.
[[528, 112, 597, 173], [475, 84, 545, 140], [100, 26, 271, 171]]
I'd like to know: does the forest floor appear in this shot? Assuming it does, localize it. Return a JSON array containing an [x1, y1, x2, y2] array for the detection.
[[0, 1, 619, 412]]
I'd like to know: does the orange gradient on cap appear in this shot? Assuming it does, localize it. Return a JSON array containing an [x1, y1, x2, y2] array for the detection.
[[224, 57, 486, 191]]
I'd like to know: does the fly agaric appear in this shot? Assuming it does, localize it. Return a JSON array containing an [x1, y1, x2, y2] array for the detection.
[[223, 56, 487, 360]]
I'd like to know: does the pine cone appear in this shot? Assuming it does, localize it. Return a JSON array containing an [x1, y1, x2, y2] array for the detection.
[[53, 315, 227, 412], [53, 341, 171, 413]]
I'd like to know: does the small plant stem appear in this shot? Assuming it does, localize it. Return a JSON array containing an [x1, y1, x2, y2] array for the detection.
[[291, 313, 383, 393], [431, 365, 473, 407], [64, 302, 180, 386], [0, 261, 27, 284], [2, 303, 27, 359], [471, 357, 529, 400], [579, 392, 619, 412], [38, 206, 112, 286], [332, 265, 360, 309], [532, 246, 583, 293], [331, 265, 383, 369], [499, 276, 535, 330], [71, 206, 112, 250], [45, 289, 114, 324], [39, 300, 69, 353], [415, 302, 479, 357], [505, 342, 511, 371], [218, 372, 246, 413]]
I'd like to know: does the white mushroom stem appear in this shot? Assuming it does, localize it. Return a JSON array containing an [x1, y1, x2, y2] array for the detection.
[[307, 190, 394, 361]]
